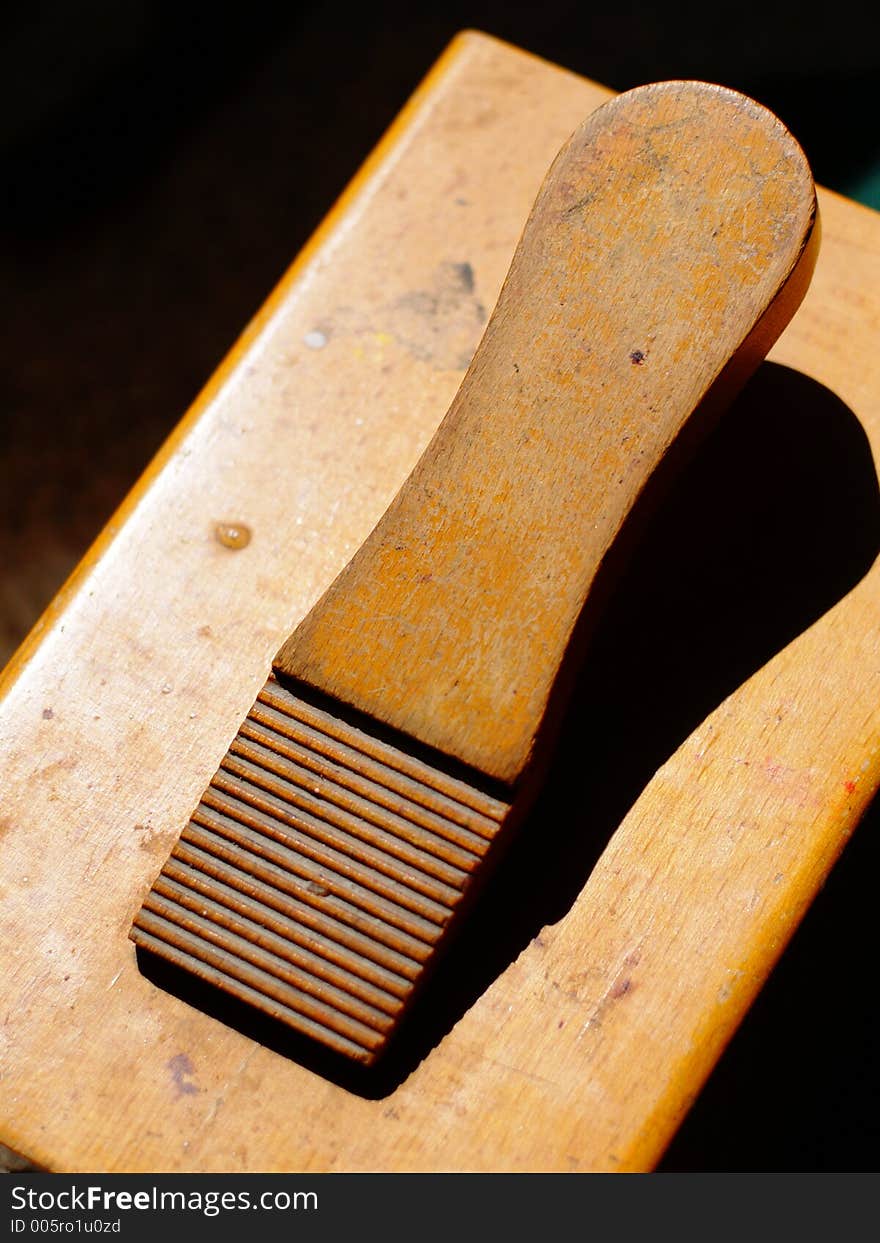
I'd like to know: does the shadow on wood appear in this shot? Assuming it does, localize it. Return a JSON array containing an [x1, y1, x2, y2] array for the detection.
[[139, 360, 880, 1102]]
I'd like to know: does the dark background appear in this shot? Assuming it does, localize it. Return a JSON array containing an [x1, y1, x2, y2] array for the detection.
[[2, 1, 878, 1171]]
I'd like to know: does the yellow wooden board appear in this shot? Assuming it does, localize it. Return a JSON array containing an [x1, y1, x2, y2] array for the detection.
[[1, 32, 878, 1172]]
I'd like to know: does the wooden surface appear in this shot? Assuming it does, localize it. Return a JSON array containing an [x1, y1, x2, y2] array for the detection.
[[133, 81, 817, 1069], [1, 31, 878, 1172]]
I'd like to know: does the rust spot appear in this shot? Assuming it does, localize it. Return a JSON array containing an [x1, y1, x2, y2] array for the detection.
[[214, 522, 252, 550], [167, 1053, 199, 1097], [42, 708, 54, 720], [844, 780, 857, 795], [197, 624, 213, 638]]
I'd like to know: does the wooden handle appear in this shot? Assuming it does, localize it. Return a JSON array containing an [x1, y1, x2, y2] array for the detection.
[[275, 81, 818, 786]]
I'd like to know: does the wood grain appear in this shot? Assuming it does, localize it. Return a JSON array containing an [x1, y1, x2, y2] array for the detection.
[[0, 32, 878, 1172]]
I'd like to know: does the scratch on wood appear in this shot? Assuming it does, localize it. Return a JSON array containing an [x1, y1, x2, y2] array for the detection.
[[490, 1058, 557, 1088], [579, 949, 642, 1037]]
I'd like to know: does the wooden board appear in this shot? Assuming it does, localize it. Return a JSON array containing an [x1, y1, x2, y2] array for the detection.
[[1, 31, 878, 1173]]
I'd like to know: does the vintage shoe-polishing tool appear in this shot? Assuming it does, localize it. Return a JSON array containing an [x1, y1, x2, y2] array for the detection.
[[131, 81, 818, 1065]]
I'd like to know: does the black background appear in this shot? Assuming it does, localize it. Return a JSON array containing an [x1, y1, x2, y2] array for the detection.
[[2, 1, 878, 1172]]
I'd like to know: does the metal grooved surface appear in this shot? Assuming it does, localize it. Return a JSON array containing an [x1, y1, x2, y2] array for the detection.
[[131, 675, 510, 1063]]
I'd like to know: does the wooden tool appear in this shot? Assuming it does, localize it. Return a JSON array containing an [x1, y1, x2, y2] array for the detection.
[[131, 80, 817, 1065], [4, 33, 880, 1173]]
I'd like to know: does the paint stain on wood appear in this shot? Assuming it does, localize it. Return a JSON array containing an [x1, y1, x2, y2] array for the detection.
[[314, 261, 487, 372], [391, 260, 487, 368], [167, 1053, 199, 1097]]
